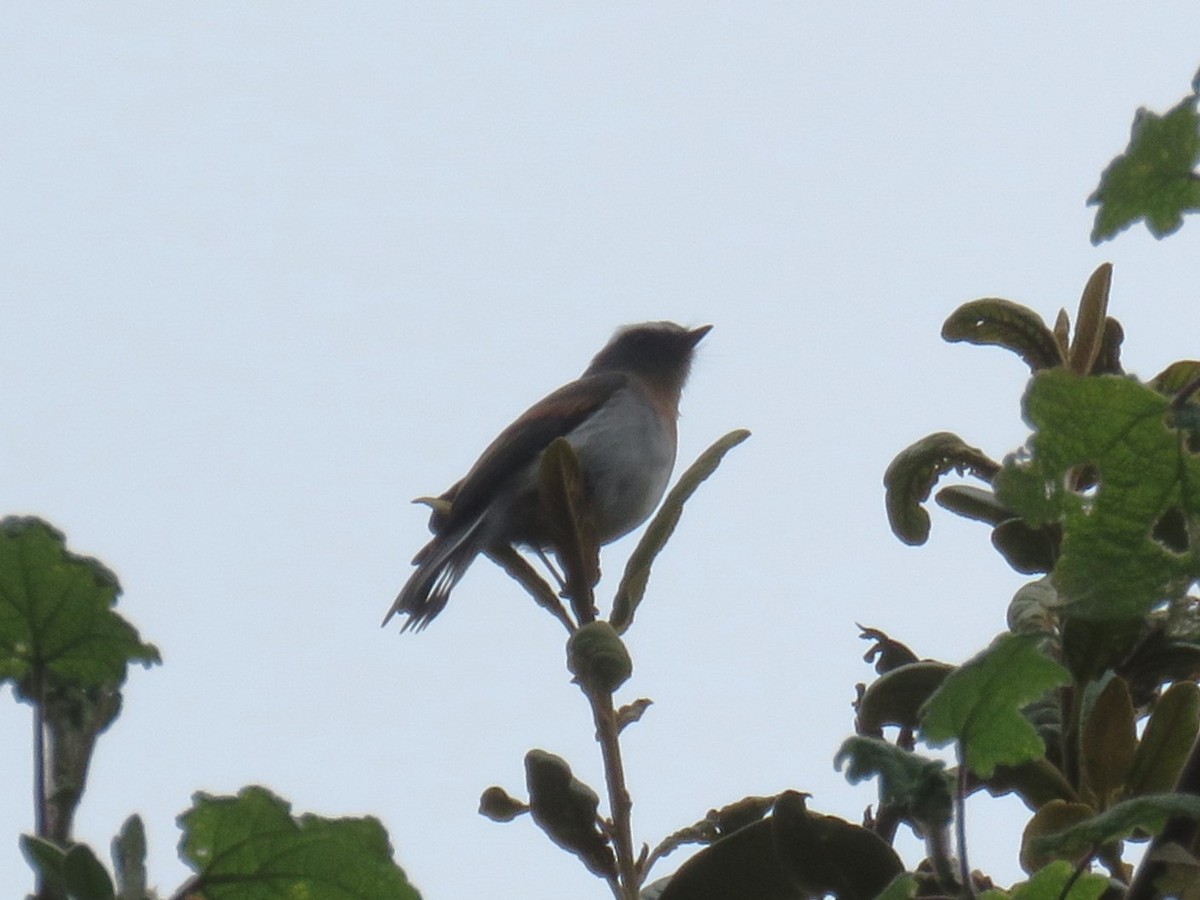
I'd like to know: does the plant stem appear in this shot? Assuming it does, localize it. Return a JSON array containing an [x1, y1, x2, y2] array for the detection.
[[585, 682, 639, 900], [32, 672, 47, 840], [955, 757, 975, 900]]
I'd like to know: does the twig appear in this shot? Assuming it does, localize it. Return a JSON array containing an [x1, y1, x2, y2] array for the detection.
[[585, 682, 639, 899], [486, 547, 575, 632]]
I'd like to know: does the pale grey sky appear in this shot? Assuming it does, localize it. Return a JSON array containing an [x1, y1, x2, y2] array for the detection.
[[3, 5, 1200, 898]]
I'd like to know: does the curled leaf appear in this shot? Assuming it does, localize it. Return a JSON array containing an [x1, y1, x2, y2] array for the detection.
[[835, 736, 953, 831], [858, 626, 919, 675], [941, 298, 1063, 371], [856, 661, 953, 735], [883, 433, 1001, 545]]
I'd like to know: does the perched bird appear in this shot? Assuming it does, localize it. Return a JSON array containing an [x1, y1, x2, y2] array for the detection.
[[384, 321, 711, 631]]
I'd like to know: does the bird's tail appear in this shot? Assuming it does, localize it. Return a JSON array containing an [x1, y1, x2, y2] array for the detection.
[[382, 517, 485, 631]]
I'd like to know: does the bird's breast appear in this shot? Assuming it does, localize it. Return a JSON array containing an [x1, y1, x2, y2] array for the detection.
[[567, 386, 677, 543]]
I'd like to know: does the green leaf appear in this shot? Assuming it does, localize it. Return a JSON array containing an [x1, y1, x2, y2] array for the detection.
[[1126, 681, 1200, 796], [920, 633, 1070, 778], [872, 874, 919, 900], [19, 837, 117, 900], [611, 429, 749, 633], [0, 517, 160, 690], [1089, 87, 1200, 243], [20, 834, 67, 888], [1008, 860, 1109, 900], [178, 785, 420, 899], [941, 298, 1063, 371], [1152, 359, 1200, 397], [994, 372, 1200, 619], [835, 736, 953, 829], [63, 843, 116, 900], [883, 433, 1001, 545], [1029, 793, 1200, 859]]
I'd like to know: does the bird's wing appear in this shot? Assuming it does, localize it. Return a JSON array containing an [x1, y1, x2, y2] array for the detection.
[[438, 371, 628, 532]]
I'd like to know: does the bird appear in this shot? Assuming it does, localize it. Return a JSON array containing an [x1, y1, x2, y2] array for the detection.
[[384, 321, 711, 631]]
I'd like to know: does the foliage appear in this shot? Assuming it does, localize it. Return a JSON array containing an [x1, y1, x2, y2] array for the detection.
[[1090, 68, 1200, 243], [2, 516, 418, 900], [878, 262, 1200, 898], [8, 62, 1200, 900]]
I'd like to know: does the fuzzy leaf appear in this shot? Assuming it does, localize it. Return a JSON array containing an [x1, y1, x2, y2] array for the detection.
[[1008, 860, 1109, 900], [658, 793, 901, 900], [935, 484, 1014, 526], [63, 843, 115, 900], [884, 433, 1001, 545], [1066, 264, 1112, 376], [1081, 676, 1136, 808], [995, 372, 1200, 619], [611, 429, 749, 633], [1126, 681, 1200, 796], [941, 298, 1063, 371], [921, 634, 1070, 778], [1029, 793, 1200, 859], [178, 785, 419, 899], [0, 517, 160, 690], [539, 437, 600, 625], [857, 661, 953, 734], [835, 736, 953, 829], [1020, 801, 1096, 872], [1090, 87, 1200, 243], [525, 749, 614, 878]]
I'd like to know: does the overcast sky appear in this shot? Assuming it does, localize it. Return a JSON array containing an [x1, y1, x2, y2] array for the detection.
[[3, 5, 1200, 898]]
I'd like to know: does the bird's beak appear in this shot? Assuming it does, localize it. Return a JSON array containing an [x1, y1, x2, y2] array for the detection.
[[687, 324, 713, 347]]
